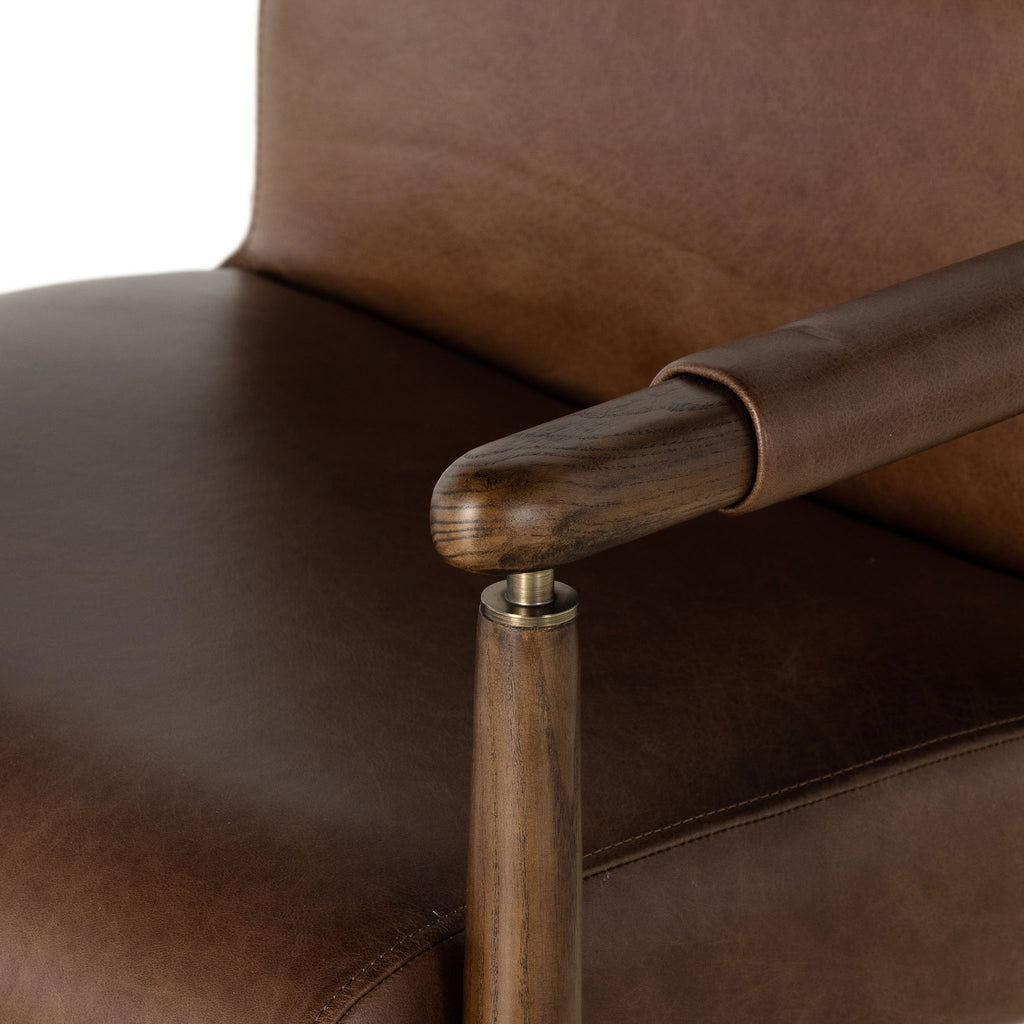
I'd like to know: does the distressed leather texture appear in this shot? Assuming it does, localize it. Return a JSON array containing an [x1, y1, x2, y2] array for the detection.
[[652, 242, 1024, 519], [230, 0, 1024, 574], [3, 272, 1024, 1022]]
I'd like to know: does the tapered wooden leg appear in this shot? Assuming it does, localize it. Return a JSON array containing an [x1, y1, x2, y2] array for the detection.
[[464, 574, 581, 1024]]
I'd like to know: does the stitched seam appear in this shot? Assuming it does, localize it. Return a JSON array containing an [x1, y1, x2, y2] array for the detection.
[[583, 710, 1024, 859], [310, 907, 464, 1023], [308, 726, 1024, 1023], [593, 732, 1024, 878], [334, 930, 465, 1022]]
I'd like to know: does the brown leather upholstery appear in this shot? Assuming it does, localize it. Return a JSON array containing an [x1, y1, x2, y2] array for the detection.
[[4, 271, 1024, 1022], [653, 241, 1024, 516], [230, 0, 1024, 574], [821, 424, 1024, 578]]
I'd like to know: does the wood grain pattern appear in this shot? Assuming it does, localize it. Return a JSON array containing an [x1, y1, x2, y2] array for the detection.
[[465, 610, 581, 1024], [431, 376, 756, 574]]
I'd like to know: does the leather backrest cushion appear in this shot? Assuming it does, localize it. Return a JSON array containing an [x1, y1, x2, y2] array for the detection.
[[232, 0, 1024, 574]]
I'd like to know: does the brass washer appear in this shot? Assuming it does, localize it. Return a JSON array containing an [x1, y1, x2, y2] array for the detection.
[[480, 580, 579, 629]]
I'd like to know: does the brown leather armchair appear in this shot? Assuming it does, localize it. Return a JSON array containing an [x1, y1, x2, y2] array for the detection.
[[3, 2, 1024, 1023]]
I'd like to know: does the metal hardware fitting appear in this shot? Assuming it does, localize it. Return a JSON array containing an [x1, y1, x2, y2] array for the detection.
[[481, 569, 578, 628], [505, 569, 555, 606]]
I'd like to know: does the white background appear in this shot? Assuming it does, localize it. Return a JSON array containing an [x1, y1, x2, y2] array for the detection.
[[0, 2, 259, 296]]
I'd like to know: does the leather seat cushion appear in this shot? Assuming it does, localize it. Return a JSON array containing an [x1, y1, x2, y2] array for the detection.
[[2, 270, 1024, 1023]]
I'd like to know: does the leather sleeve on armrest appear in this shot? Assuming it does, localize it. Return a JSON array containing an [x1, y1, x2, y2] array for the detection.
[[652, 240, 1024, 513]]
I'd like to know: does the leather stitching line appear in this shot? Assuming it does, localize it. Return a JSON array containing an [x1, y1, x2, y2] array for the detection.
[[334, 930, 465, 1022], [311, 906, 465, 1023], [310, 717, 1024, 1022], [582, 710, 1024, 860], [592, 732, 1024, 879]]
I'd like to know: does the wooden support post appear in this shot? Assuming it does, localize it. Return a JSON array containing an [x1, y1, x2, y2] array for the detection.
[[464, 573, 581, 1024]]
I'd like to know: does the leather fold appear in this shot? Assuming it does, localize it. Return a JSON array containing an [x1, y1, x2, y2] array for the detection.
[[652, 241, 1024, 513]]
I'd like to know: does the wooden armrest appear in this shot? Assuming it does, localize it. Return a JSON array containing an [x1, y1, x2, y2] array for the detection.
[[433, 242, 1024, 575], [430, 376, 756, 574]]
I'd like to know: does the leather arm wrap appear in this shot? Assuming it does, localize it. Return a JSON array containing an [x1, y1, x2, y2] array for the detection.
[[652, 241, 1024, 513]]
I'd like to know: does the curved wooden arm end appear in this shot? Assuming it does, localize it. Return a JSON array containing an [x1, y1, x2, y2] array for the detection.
[[430, 377, 757, 575]]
